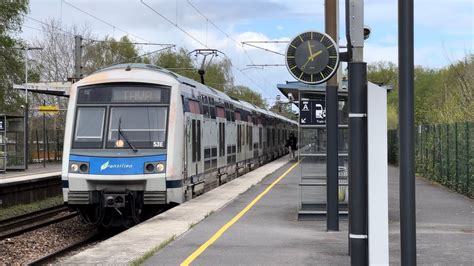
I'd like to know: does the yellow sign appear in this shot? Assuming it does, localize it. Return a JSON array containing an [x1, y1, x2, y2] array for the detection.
[[38, 106, 59, 114]]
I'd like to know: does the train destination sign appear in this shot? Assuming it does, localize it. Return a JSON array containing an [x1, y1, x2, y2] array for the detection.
[[77, 85, 170, 104], [299, 99, 326, 125], [112, 88, 162, 103]]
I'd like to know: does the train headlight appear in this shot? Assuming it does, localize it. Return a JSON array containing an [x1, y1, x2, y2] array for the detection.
[[144, 161, 166, 174], [69, 161, 89, 174], [70, 163, 79, 172], [156, 163, 165, 173], [115, 139, 125, 148]]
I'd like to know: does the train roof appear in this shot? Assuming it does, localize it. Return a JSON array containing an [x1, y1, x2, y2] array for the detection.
[[97, 64, 296, 125]]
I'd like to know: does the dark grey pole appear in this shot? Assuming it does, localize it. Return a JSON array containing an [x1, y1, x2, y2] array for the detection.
[[326, 85, 339, 231], [348, 62, 368, 265], [43, 100, 46, 168], [74, 35, 83, 81], [325, 0, 339, 232], [398, 0, 417, 265], [24, 104, 29, 169]]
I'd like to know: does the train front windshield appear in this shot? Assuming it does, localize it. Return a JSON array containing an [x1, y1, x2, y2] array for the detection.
[[72, 83, 170, 149]]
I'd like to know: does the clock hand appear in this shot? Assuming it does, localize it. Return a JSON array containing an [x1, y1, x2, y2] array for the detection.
[[302, 50, 323, 69], [309, 50, 323, 61], [301, 57, 311, 69], [307, 41, 314, 57]]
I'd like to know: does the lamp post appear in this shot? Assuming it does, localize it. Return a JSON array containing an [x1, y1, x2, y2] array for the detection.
[[23, 46, 43, 169]]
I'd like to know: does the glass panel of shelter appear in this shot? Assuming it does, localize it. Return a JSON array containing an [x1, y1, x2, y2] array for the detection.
[[297, 91, 349, 211]]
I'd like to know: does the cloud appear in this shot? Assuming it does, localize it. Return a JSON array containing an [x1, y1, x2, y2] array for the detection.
[[21, 0, 473, 101]]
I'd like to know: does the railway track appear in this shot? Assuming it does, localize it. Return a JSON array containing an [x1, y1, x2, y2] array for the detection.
[[26, 232, 103, 265], [0, 205, 78, 240]]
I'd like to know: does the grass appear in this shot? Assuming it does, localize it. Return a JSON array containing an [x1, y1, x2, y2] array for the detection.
[[0, 195, 64, 221], [130, 235, 176, 266], [204, 210, 214, 218]]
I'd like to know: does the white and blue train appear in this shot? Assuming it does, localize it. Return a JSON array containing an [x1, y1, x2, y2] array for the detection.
[[62, 64, 297, 226]]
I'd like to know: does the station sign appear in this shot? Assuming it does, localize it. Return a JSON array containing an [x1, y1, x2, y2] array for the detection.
[[299, 98, 326, 125], [38, 105, 59, 114]]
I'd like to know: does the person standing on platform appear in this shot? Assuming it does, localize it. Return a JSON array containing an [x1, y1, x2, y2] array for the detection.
[[286, 133, 298, 159]]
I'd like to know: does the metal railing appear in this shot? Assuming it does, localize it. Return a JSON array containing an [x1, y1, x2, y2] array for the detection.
[[29, 130, 64, 163], [388, 122, 473, 198]]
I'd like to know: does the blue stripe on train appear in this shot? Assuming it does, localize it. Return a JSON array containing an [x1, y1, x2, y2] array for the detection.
[[69, 154, 167, 175]]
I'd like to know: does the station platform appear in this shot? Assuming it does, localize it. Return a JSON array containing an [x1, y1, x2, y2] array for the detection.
[[0, 163, 62, 207], [63, 157, 473, 265], [0, 163, 61, 184]]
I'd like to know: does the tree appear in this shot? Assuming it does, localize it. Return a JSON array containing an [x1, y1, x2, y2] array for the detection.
[[151, 48, 198, 80], [225, 85, 267, 109], [0, 0, 29, 114], [82, 36, 144, 75], [30, 19, 91, 82], [269, 101, 297, 120], [151, 48, 234, 92], [367, 55, 474, 128]]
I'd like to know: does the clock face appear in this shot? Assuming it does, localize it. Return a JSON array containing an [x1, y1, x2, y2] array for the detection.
[[285, 31, 339, 84]]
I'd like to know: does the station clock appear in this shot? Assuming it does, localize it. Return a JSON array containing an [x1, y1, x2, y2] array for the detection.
[[285, 31, 339, 84]]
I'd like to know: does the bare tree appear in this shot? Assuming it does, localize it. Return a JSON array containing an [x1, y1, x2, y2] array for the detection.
[[30, 18, 93, 82]]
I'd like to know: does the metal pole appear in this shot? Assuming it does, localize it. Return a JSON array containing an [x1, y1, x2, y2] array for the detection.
[[24, 48, 29, 169], [43, 100, 46, 168], [398, 0, 416, 264], [348, 62, 368, 265], [345, 0, 368, 263], [74, 35, 83, 81], [325, 0, 339, 232]]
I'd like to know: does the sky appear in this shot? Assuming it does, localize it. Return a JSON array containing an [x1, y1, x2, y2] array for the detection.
[[20, 0, 473, 105]]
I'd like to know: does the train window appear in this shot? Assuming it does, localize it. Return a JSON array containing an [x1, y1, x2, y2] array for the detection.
[[235, 112, 241, 121], [237, 125, 241, 153], [106, 107, 167, 149], [197, 120, 201, 161], [216, 107, 225, 118], [210, 106, 216, 119], [192, 120, 196, 162], [73, 107, 105, 148], [267, 129, 270, 149], [272, 128, 276, 146], [259, 127, 262, 149], [248, 126, 253, 151], [203, 105, 210, 118], [219, 122, 225, 157], [188, 100, 201, 114], [204, 148, 211, 159]]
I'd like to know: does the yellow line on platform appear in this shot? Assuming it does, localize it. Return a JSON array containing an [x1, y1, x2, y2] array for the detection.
[[180, 160, 301, 266]]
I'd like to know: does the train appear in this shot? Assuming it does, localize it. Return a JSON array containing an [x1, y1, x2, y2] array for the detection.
[[61, 63, 297, 227]]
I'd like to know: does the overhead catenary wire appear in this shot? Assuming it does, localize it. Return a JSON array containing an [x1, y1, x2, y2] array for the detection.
[[140, 0, 266, 93], [121, 44, 176, 64], [62, 0, 152, 43], [140, 0, 208, 48], [241, 42, 285, 56], [25, 15, 174, 47], [185, 0, 277, 95]]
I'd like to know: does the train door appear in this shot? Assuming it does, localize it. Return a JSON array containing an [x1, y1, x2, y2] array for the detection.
[[258, 123, 263, 161], [236, 111, 243, 164], [186, 100, 202, 179], [216, 106, 226, 168]]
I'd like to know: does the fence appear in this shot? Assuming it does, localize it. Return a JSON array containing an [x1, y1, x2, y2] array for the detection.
[[29, 130, 64, 163], [388, 122, 473, 198]]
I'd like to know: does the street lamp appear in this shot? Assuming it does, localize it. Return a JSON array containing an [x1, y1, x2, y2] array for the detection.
[[23, 46, 43, 169]]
